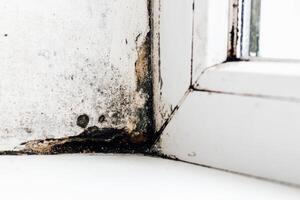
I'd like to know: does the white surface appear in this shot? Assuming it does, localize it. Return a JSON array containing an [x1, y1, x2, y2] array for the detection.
[[159, 91, 300, 185], [259, 0, 300, 59], [154, 0, 193, 131], [154, 0, 229, 132], [0, 154, 299, 200], [0, 0, 149, 150], [192, 0, 229, 81], [196, 61, 300, 100]]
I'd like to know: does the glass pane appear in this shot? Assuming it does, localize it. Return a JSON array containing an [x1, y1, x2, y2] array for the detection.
[[249, 0, 261, 56], [250, 0, 300, 60]]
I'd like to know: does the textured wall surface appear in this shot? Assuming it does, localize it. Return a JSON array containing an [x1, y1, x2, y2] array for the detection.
[[0, 0, 150, 151]]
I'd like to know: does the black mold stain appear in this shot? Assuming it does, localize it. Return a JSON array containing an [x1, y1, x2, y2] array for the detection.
[[98, 115, 105, 123], [4, 34, 8, 37], [20, 126, 149, 154], [132, 0, 155, 148], [76, 114, 90, 129], [227, 0, 240, 61], [0, 0, 156, 156]]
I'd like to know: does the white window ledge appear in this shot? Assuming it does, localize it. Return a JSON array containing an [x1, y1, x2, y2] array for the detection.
[[159, 60, 300, 185], [196, 60, 300, 101], [0, 154, 299, 199]]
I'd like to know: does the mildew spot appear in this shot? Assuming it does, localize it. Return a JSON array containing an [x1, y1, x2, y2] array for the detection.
[[76, 114, 90, 129], [98, 115, 106, 123], [24, 128, 33, 134], [20, 126, 149, 154]]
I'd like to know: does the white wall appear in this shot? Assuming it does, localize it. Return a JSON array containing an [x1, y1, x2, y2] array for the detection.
[[0, 0, 150, 151]]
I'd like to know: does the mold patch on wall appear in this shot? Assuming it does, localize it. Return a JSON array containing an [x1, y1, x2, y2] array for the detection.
[[0, 0, 153, 152]]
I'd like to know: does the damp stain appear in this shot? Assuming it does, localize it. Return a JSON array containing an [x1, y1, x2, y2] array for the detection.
[[19, 126, 149, 154], [0, 2, 156, 156], [98, 115, 106, 123], [76, 114, 90, 129]]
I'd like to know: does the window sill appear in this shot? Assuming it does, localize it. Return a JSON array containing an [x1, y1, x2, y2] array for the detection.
[[1, 154, 299, 199], [196, 60, 300, 102], [159, 59, 300, 185]]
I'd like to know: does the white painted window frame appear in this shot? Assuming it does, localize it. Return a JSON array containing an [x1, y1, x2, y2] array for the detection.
[[193, 0, 300, 185], [158, 0, 300, 186], [195, 0, 300, 105]]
